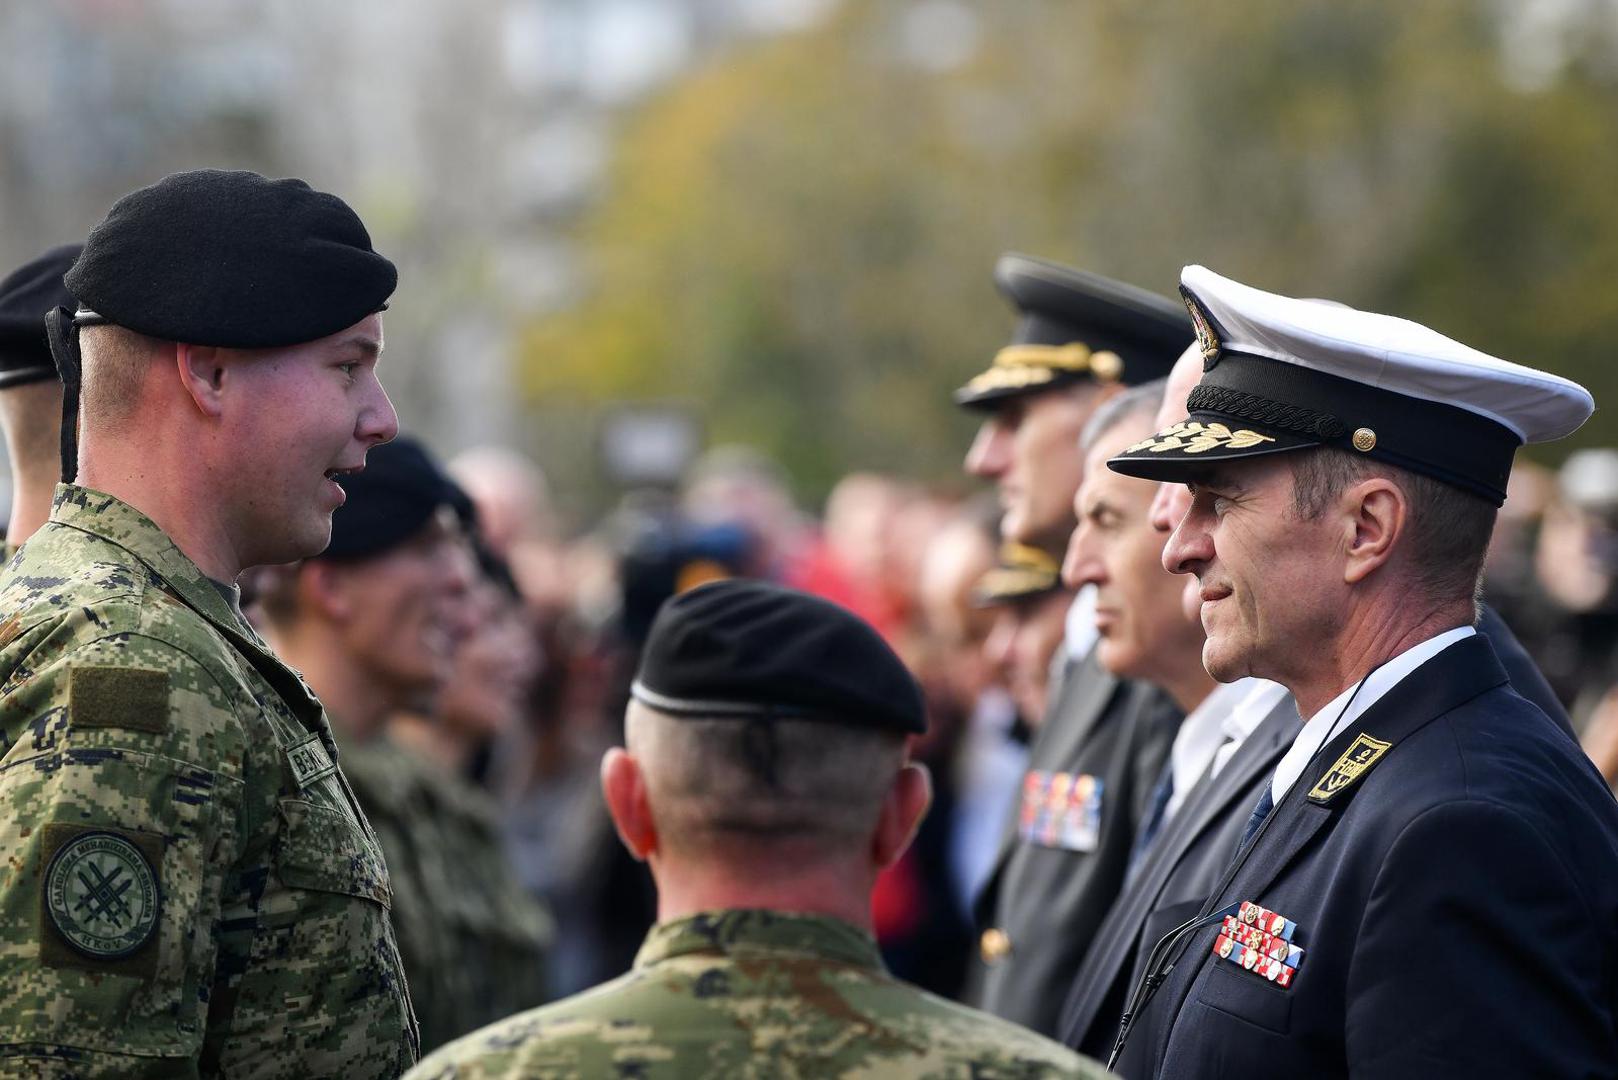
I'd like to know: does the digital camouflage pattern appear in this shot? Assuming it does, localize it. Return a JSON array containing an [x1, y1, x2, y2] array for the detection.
[[340, 734, 552, 1052], [404, 909, 1109, 1080], [0, 485, 417, 1078]]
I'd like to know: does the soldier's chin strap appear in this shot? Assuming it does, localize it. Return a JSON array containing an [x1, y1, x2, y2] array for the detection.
[[43, 305, 82, 485]]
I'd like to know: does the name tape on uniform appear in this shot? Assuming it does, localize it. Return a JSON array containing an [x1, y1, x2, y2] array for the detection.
[[285, 733, 338, 790]]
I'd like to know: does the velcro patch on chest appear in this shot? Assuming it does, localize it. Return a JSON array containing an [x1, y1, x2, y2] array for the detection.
[[69, 666, 170, 733], [1307, 732, 1391, 804]]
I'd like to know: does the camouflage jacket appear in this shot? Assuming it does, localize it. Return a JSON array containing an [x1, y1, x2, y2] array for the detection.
[[0, 486, 417, 1078], [403, 909, 1108, 1080], [341, 735, 552, 1052]]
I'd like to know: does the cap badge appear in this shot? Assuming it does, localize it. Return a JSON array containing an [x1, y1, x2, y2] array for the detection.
[[1182, 290, 1222, 369], [1307, 732, 1391, 803], [1124, 421, 1277, 456], [1352, 428, 1377, 453]]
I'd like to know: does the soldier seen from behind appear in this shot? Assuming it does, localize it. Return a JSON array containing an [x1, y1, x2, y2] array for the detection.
[[405, 578, 1109, 1079]]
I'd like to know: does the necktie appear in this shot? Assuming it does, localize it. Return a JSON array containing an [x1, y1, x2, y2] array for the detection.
[[1127, 762, 1175, 877], [1238, 784, 1275, 850]]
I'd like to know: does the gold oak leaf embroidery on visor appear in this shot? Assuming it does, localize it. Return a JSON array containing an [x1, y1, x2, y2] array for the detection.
[[1125, 421, 1277, 455]]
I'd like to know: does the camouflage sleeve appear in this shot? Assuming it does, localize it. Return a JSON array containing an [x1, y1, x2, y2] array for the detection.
[[0, 625, 250, 1078]]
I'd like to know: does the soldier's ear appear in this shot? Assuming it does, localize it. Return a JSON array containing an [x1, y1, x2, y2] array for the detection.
[[601, 747, 658, 861], [299, 561, 353, 623], [174, 342, 227, 418], [872, 761, 932, 869]]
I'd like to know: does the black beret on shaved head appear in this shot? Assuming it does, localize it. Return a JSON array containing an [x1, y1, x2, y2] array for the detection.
[[632, 578, 927, 735], [65, 169, 396, 348]]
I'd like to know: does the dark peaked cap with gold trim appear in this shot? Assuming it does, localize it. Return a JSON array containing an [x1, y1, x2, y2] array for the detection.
[[954, 254, 1190, 409], [1109, 266, 1595, 507], [631, 578, 926, 734], [972, 541, 1063, 607]]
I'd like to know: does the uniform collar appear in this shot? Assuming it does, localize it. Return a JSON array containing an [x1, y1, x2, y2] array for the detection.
[[634, 910, 884, 972], [1270, 624, 1477, 803], [48, 483, 244, 632]]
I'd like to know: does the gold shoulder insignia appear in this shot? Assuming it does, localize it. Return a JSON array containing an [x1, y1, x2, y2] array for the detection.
[[1307, 733, 1392, 803]]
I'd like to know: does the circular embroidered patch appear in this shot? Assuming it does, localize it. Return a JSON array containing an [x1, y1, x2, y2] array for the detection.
[[45, 832, 160, 959]]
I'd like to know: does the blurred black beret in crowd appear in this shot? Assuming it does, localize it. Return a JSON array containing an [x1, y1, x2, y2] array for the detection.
[[0, 243, 80, 388], [65, 169, 395, 348], [322, 436, 472, 561], [631, 578, 926, 735]]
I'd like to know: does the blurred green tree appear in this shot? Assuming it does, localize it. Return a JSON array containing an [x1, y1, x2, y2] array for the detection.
[[517, 0, 1618, 507]]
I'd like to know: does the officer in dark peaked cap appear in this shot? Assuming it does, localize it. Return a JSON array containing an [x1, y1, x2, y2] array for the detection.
[[959, 254, 1188, 1037], [0, 170, 416, 1077], [1106, 265, 1618, 1078], [972, 541, 1074, 732], [0, 243, 79, 554]]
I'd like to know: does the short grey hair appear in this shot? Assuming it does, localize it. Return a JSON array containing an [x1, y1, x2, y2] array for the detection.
[[1080, 378, 1167, 453], [625, 702, 906, 856]]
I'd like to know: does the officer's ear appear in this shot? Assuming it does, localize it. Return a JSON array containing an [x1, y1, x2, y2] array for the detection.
[[601, 747, 659, 861], [174, 342, 227, 418], [1342, 476, 1407, 585], [872, 761, 932, 869]]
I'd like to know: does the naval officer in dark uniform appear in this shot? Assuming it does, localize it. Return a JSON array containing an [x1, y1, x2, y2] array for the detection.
[[1058, 340, 1573, 1077], [1102, 265, 1618, 1077], [957, 254, 1187, 1036]]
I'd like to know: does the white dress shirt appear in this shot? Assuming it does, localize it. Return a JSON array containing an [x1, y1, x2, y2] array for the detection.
[[1212, 678, 1292, 778], [1164, 678, 1258, 821], [1270, 625, 1477, 804], [1064, 584, 1099, 661]]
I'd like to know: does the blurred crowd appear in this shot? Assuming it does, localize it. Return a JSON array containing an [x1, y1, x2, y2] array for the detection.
[[215, 428, 1618, 1051]]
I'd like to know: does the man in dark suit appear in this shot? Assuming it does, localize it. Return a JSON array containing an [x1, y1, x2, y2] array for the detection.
[[957, 254, 1187, 1035], [1100, 265, 1618, 1077], [1060, 340, 1574, 1077]]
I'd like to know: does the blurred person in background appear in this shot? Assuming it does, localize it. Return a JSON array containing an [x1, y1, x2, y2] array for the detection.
[[0, 244, 78, 554], [959, 255, 1188, 1036], [405, 579, 1103, 1080], [682, 443, 813, 580], [978, 542, 1075, 731], [259, 435, 550, 1053], [789, 470, 909, 640], [914, 497, 1027, 920]]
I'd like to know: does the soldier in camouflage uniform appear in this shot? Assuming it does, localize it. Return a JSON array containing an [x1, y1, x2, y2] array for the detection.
[[0, 243, 78, 556], [0, 170, 416, 1077], [258, 436, 552, 1052], [406, 579, 1110, 1080]]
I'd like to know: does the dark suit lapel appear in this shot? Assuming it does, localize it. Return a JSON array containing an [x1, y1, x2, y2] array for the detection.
[[1219, 635, 1508, 906], [1059, 691, 1297, 1045], [1142, 636, 1512, 1068]]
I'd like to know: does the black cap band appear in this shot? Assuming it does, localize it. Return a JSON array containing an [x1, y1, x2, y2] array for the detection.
[[1109, 350, 1521, 505]]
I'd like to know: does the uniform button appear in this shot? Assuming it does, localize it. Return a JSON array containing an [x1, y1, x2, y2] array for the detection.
[[980, 928, 1012, 964]]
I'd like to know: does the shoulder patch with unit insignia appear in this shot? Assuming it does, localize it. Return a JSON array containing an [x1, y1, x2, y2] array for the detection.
[[40, 823, 164, 976], [68, 666, 169, 733], [1308, 732, 1392, 803]]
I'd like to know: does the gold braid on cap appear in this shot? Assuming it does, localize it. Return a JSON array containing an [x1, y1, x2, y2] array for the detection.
[[962, 342, 1124, 396]]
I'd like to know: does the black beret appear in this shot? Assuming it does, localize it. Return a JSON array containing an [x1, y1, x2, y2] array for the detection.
[[320, 436, 472, 561], [65, 169, 395, 348], [632, 578, 926, 734], [0, 243, 80, 388], [954, 254, 1191, 409]]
